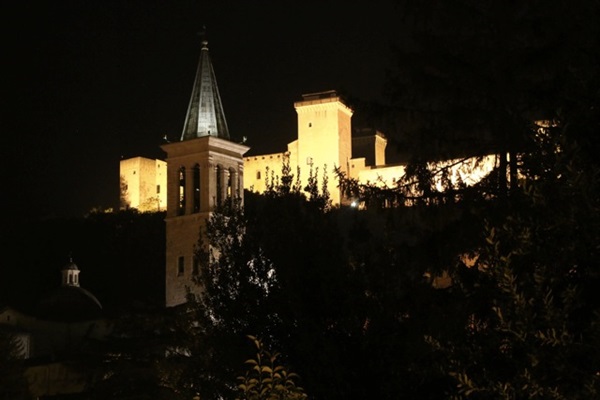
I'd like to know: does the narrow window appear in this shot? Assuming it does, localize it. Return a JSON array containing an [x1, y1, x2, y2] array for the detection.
[[178, 167, 186, 215], [227, 169, 233, 200], [257, 171, 261, 180], [216, 165, 222, 205], [177, 256, 184, 276], [193, 164, 201, 213], [156, 185, 160, 194]]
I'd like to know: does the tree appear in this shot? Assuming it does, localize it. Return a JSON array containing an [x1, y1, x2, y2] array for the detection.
[[351, 0, 600, 203], [338, 2, 600, 398], [170, 164, 373, 400], [120, 175, 130, 210], [429, 119, 600, 399], [174, 160, 490, 399], [172, 4, 600, 392], [236, 335, 307, 400]]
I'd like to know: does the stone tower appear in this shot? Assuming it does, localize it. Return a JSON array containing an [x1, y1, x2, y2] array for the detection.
[[294, 90, 353, 205], [161, 39, 249, 307], [119, 156, 167, 212]]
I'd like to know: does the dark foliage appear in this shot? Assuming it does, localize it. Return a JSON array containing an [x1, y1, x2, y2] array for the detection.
[[340, 1, 600, 398], [173, 163, 492, 399]]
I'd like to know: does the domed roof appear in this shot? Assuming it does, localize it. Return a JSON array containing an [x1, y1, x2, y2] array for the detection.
[[63, 260, 79, 271], [37, 286, 103, 322], [36, 256, 103, 322]]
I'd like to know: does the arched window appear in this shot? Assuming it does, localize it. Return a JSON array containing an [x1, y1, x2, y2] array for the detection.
[[178, 167, 186, 215], [193, 164, 201, 213]]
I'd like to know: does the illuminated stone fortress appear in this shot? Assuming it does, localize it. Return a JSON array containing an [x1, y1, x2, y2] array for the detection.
[[244, 89, 375, 206], [120, 39, 496, 306], [243, 88, 496, 206], [121, 39, 498, 212]]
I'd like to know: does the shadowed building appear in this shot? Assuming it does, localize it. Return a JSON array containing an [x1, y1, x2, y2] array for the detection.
[[0, 257, 110, 398]]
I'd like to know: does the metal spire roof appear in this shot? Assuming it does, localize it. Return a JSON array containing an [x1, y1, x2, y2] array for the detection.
[[180, 39, 230, 141]]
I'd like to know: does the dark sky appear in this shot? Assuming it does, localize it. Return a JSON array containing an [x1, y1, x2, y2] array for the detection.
[[4, 1, 400, 224]]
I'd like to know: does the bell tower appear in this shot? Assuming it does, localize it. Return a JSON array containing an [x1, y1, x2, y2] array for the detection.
[[162, 38, 249, 307]]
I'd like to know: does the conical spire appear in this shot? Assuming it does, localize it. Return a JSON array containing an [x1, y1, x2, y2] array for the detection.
[[180, 36, 230, 141]]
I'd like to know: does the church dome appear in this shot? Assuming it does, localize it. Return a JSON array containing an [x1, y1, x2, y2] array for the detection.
[[37, 286, 103, 322], [36, 257, 103, 322]]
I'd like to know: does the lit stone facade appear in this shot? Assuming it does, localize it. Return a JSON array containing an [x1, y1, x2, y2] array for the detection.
[[161, 136, 248, 307], [123, 91, 499, 217], [119, 156, 167, 212], [243, 152, 289, 193], [244, 90, 354, 205], [354, 154, 499, 192], [243, 90, 498, 204]]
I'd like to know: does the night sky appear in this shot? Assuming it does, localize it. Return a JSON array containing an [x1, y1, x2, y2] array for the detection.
[[4, 1, 400, 225]]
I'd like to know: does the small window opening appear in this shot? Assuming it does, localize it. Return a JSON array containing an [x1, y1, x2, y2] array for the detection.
[[177, 256, 184, 276]]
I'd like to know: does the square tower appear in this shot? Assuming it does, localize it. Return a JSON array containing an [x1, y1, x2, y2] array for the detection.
[[119, 157, 167, 212], [161, 136, 248, 307], [294, 91, 353, 205]]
